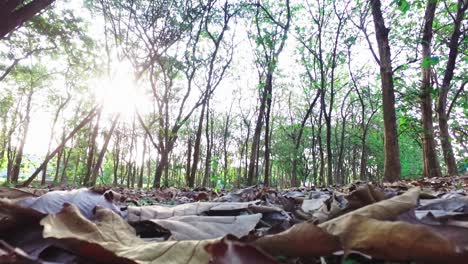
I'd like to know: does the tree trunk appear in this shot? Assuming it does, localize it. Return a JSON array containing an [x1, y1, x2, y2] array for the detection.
[[370, 0, 401, 182], [247, 74, 270, 185], [0, 0, 55, 39], [89, 115, 119, 186], [186, 136, 192, 186], [437, 0, 466, 176], [83, 111, 101, 185], [189, 102, 206, 188], [11, 89, 33, 183], [203, 106, 213, 187], [154, 145, 171, 188], [41, 96, 70, 185], [21, 107, 99, 187], [420, 0, 442, 178]]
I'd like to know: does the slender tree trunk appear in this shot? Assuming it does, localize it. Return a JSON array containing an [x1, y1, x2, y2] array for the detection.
[[318, 109, 325, 185], [186, 136, 192, 186], [53, 146, 63, 183], [21, 107, 99, 187], [89, 115, 119, 186], [437, 0, 466, 176], [138, 131, 147, 189], [222, 105, 232, 186], [247, 75, 269, 185], [263, 74, 273, 186], [11, 89, 33, 183], [72, 152, 81, 185], [189, 102, 206, 188], [420, 0, 442, 178], [60, 145, 71, 184], [41, 96, 70, 185], [154, 141, 173, 188], [370, 0, 401, 182], [203, 107, 213, 187], [83, 111, 101, 185]]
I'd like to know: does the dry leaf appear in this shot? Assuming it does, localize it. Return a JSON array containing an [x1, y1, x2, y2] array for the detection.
[[330, 214, 466, 263], [127, 200, 260, 222], [16, 188, 122, 220], [0, 187, 37, 200], [41, 204, 214, 264], [253, 221, 341, 257], [205, 235, 279, 264], [148, 214, 262, 240]]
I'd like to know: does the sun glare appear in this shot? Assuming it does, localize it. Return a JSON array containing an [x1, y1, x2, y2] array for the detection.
[[94, 63, 140, 121]]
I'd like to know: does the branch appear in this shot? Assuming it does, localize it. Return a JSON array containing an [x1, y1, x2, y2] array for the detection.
[[447, 80, 466, 118]]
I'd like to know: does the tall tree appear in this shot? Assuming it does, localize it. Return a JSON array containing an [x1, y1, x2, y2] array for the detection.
[[420, 0, 442, 178], [436, 0, 467, 175], [369, 0, 401, 182], [247, 0, 291, 186]]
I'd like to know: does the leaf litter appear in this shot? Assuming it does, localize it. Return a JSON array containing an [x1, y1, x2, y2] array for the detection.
[[1, 176, 468, 263]]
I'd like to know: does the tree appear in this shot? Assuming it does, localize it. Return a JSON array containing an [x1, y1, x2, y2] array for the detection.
[[436, 0, 467, 175], [420, 0, 442, 178], [247, 0, 291, 186], [0, 0, 55, 39], [369, 0, 401, 182]]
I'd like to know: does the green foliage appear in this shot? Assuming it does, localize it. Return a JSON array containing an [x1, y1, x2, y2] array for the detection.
[[421, 56, 440, 69]]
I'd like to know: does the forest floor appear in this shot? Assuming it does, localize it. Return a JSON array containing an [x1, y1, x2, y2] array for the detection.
[[1, 175, 468, 264]]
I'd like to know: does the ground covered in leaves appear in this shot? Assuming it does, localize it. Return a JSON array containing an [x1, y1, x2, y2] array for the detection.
[[1, 176, 468, 264]]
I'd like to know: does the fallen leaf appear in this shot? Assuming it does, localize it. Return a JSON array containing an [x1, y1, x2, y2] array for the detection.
[[147, 214, 262, 240], [253, 221, 341, 257], [127, 200, 260, 222], [205, 235, 279, 264], [0, 187, 37, 200], [16, 188, 122, 220], [41, 204, 214, 264], [328, 214, 466, 263]]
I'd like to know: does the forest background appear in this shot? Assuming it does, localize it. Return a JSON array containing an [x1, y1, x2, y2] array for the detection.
[[0, 0, 466, 190]]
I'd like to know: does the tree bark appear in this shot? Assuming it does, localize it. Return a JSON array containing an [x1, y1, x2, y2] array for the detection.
[[89, 115, 119, 186], [370, 0, 401, 182], [189, 102, 206, 188], [0, 0, 55, 39], [420, 0, 442, 178], [11, 89, 33, 183], [437, 0, 467, 176], [82, 110, 101, 185]]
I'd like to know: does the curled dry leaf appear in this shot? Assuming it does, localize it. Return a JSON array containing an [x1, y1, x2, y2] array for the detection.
[[252, 187, 468, 262], [320, 186, 420, 227], [330, 214, 467, 263], [127, 200, 260, 222], [147, 214, 262, 240], [253, 221, 341, 257], [41, 204, 214, 264], [16, 188, 122, 220], [205, 235, 279, 264], [344, 184, 385, 211]]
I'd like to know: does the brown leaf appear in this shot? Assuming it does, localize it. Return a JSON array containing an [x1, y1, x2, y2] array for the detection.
[[41, 204, 215, 264], [344, 184, 385, 211], [329, 214, 466, 263], [252, 221, 341, 257], [320, 186, 420, 228], [16, 188, 122, 220], [0, 187, 37, 200], [127, 200, 260, 222], [147, 214, 262, 240], [205, 235, 280, 264]]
